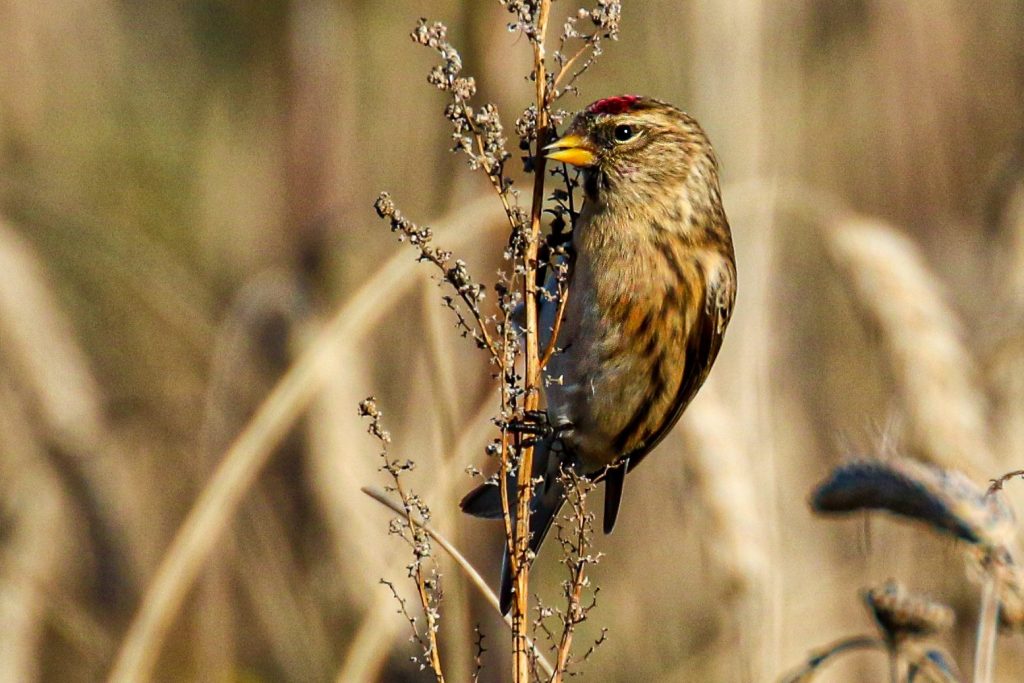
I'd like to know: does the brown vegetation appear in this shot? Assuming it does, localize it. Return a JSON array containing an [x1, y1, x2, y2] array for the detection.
[[1, 1, 1023, 681]]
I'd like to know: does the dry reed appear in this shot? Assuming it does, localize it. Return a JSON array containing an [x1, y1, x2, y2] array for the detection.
[[826, 217, 995, 476], [2, 1, 1023, 680], [680, 388, 769, 602], [108, 196, 505, 682], [0, 373, 69, 682]]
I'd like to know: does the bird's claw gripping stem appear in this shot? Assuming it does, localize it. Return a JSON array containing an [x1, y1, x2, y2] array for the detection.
[[506, 410, 552, 440], [506, 410, 572, 449]]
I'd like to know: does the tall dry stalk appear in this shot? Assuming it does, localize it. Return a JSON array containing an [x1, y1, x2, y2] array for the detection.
[[680, 388, 769, 602], [0, 372, 69, 682], [107, 197, 502, 683], [372, 5, 621, 679], [512, 2, 553, 677], [827, 217, 994, 476]]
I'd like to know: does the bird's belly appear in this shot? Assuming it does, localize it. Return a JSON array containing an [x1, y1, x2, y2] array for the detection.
[[545, 321, 675, 470]]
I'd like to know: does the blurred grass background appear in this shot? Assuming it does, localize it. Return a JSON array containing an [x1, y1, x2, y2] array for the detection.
[[1, 1, 1023, 681]]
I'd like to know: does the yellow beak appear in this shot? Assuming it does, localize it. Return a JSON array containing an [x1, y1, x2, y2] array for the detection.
[[544, 134, 598, 167]]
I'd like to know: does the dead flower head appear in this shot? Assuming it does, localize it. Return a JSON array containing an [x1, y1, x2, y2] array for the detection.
[[864, 580, 954, 644]]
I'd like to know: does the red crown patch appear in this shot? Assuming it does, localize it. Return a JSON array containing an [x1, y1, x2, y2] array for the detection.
[[586, 95, 642, 116]]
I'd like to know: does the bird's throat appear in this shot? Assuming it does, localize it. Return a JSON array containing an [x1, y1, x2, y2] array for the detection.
[[583, 168, 602, 202]]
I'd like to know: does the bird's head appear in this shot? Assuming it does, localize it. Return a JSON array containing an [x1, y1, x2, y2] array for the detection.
[[545, 95, 716, 203]]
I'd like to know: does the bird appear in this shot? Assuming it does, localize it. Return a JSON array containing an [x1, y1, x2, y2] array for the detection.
[[460, 95, 736, 614]]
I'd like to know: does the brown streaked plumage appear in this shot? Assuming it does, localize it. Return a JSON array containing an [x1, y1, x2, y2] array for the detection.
[[461, 96, 736, 613]]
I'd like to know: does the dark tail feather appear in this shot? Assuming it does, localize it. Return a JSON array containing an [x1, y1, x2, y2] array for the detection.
[[602, 460, 627, 534], [498, 472, 567, 614], [459, 473, 511, 520], [459, 436, 576, 615]]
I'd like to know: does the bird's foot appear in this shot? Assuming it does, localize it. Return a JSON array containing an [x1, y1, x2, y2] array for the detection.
[[505, 410, 570, 447], [506, 410, 552, 438]]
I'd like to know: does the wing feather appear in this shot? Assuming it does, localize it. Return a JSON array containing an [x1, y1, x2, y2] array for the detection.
[[622, 254, 734, 474]]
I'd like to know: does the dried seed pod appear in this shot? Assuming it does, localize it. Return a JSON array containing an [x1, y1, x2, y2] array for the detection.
[[811, 458, 1016, 551], [864, 580, 954, 644]]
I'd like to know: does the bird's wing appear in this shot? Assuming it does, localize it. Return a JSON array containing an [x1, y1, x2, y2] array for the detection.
[[623, 253, 735, 475]]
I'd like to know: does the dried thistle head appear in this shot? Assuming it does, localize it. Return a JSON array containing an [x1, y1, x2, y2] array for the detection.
[[863, 580, 954, 644]]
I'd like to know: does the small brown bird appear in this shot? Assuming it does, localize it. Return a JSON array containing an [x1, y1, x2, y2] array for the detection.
[[461, 95, 736, 612]]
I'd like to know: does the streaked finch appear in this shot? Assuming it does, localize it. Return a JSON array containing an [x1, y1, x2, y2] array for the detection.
[[462, 95, 736, 612]]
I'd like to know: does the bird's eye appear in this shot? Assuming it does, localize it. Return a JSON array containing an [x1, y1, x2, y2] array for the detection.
[[613, 124, 637, 143]]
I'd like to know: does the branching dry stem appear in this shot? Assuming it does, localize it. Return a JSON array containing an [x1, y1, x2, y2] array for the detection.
[[377, 5, 622, 680], [512, 2, 553, 679], [539, 285, 570, 369], [361, 486, 556, 678], [552, 43, 591, 92], [548, 473, 600, 681], [359, 399, 445, 681]]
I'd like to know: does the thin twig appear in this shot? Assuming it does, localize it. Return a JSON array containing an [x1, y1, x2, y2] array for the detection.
[[539, 284, 570, 369], [549, 475, 597, 682], [361, 486, 555, 678], [551, 573, 585, 683], [551, 42, 591, 92], [387, 477, 445, 681], [988, 470, 1024, 495], [778, 636, 886, 683]]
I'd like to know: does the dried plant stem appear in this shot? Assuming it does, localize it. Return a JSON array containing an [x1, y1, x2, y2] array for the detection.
[[551, 573, 584, 683], [539, 286, 570, 368], [779, 636, 886, 683], [363, 487, 492, 610], [973, 572, 999, 683], [361, 487, 555, 678], [551, 42, 590, 91], [390, 479, 445, 681], [513, 4, 553, 681], [551, 494, 591, 683], [106, 197, 500, 683]]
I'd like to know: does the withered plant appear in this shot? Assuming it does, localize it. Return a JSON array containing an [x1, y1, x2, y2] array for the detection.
[[780, 457, 1024, 683], [365, 2, 620, 681]]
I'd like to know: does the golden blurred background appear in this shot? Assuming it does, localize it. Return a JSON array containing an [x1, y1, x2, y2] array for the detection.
[[1, 1, 1023, 681]]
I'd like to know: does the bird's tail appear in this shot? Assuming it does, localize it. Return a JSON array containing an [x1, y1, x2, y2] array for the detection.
[[459, 436, 573, 614]]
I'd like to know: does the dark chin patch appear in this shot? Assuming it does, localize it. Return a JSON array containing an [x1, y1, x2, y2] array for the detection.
[[587, 95, 642, 116]]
